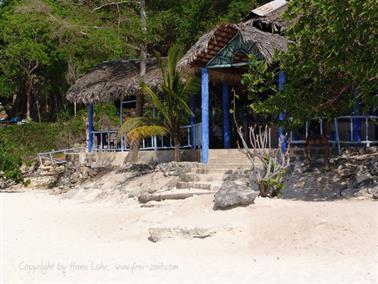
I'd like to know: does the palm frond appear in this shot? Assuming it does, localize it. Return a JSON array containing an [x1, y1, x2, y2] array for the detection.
[[138, 45, 198, 153], [127, 125, 167, 143], [118, 117, 160, 140]]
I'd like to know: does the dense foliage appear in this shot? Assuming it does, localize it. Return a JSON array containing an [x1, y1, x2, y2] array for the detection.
[[0, 0, 266, 183], [0, 0, 266, 122], [245, 0, 378, 127]]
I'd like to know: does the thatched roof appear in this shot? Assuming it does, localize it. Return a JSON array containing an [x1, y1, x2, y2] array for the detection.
[[178, 0, 289, 80], [238, 21, 288, 61], [66, 58, 163, 104], [178, 24, 238, 69], [178, 22, 287, 71]]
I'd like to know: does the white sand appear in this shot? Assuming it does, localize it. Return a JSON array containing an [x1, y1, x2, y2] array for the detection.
[[1, 190, 378, 284]]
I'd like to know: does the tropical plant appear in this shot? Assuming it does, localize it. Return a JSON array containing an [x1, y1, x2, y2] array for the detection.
[[119, 45, 197, 162], [241, 55, 278, 111], [118, 117, 167, 162], [142, 45, 197, 161]]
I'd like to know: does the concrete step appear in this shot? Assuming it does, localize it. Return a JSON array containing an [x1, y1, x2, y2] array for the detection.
[[194, 173, 226, 182], [208, 155, 249, 160], [193, 168, 253, 175], [208, 152, 249, 157], [208, 149, 247, 154], [158, 188, 217, 196], [180, 173, 224, 182], [204, 163, 253, 170], [176, 182, 213, 190], [208, 158, 252, 164]]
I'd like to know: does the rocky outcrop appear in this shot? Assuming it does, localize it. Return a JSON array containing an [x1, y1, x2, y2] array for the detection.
[[284, 147, 378, 200], [155, 162, 195, 177], [0, 174, 14, 190], [213, 181, 258, 210]]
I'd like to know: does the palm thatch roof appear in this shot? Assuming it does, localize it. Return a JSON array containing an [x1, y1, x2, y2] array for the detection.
[[238, 21, 288, 61], [178, 22, 288, 71], [178, 24, 239, 70], [66, 58, 163, 104], [177, 0, 288, 82]]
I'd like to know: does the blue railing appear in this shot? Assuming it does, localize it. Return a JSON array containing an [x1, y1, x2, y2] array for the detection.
[[289, 115, 378, 153], [92, 123, 202, 152]]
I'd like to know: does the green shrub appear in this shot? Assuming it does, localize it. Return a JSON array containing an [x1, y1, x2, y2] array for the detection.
[[0, 104, 120, 184], [0, 135, 23, 183]]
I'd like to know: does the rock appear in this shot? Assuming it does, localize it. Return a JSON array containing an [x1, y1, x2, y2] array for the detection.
[[148, 227, 215, 242], [0, 177, 13, 189], [155, 162, 194, 177], [213, 181, 258, 210], [55, 166, 65, 174], [43, 159, 52, 166], [356, 173, 372, 184], [367, 185, 378, 199], [49, 167, 57, 173], [180, 174, 199, 182]]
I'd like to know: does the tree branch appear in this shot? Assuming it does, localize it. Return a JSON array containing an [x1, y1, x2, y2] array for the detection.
[[93, 1, 139, 11]]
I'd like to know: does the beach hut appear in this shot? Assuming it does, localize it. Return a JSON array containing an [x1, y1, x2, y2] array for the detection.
[[178, 0, 289, 163], [66, 58, 164, 151]]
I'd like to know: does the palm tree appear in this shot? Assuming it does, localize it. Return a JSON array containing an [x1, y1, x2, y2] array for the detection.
[[142, 45, 198, 161], [118, 117, 166, 162], [119, 45, 197, 162]]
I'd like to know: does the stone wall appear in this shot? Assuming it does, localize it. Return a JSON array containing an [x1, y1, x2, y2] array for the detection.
[[78, 149, 200, 168]]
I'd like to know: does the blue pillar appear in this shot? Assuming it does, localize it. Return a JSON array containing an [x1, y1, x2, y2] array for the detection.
[[278, 71, 287, 152], [88, 102, 94, 152], [120, 97, 123, 126], [190, 96, 196, 149], [201, 68, 209, 164], [352, 88, 361, 142], [222, 83, 231, 149]]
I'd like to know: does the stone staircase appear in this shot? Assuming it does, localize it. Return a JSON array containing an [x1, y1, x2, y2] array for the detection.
[[169, 147, 333, 195], [173, 149, 255, 193]]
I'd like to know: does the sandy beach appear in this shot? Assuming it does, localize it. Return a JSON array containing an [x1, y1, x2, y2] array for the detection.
[[1, 190, 377, 284]]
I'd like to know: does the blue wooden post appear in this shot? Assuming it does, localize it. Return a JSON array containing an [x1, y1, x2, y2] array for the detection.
[[222, 82, 231, 149], [190, 96, 195, 149], [278, 71, 287, 152], [120, 97, 123, 126], [201, 68, 209, 164], [352, 88, 361, 142], [88, 102, 94, 152]]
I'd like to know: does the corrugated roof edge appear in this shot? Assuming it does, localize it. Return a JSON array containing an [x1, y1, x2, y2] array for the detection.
[[251, 0, 287, 17]]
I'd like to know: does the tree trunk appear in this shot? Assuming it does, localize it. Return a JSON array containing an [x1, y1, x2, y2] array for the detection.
[[174, 136, 181, 162], [26, 75, 32, 121], [129, 0, 147, 164], [45, 93, 49, 113], [33, 91, 42, 123], [139, 192, 213, 204], [127, 141, 140, 163], [136, 0, 146, 116], [24, 62, 39, 121]]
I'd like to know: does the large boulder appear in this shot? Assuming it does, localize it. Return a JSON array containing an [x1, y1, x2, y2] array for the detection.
[[213, 181, 258, 210]]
